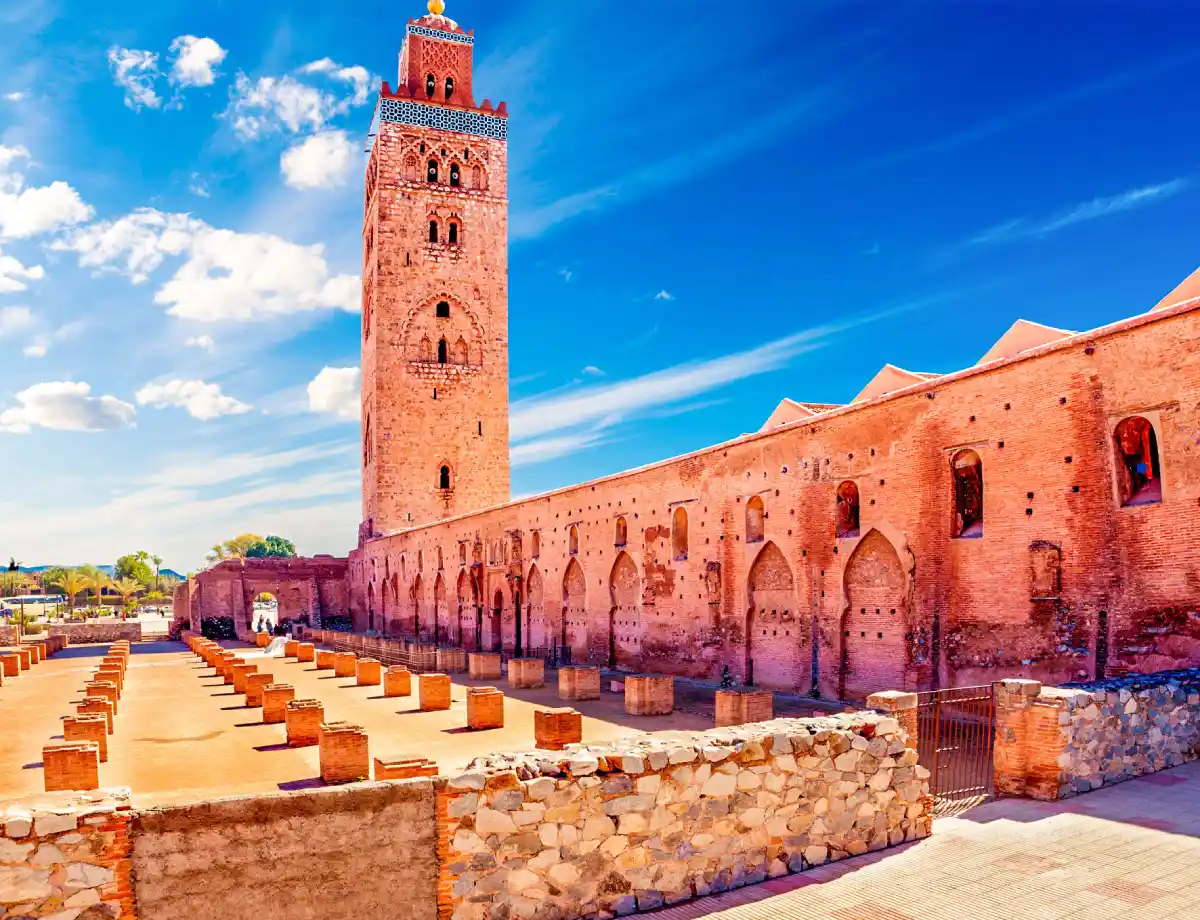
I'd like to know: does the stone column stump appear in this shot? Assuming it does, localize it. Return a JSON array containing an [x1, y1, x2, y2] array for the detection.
[[297, 643, 316, 662], [374, 756, 438, 780], [285, 699, 324, 747], [867, 690, 920, 748], [624, 675, 675, 715], [256, 633, 271, 648], [467, 687, 504, 729], [63, 714, 109, 762], [96, 667, 123, 696], [715, 688, 775, 727], [468, 652, 502, 680], [15, 648, 30, 670], [334, 651, 358, 678], [26, 643, 40, 664], [384, 666, 412, 698], [319, 722, 369, 784], [262, 684, 296, 723], [232, 663, 258, 693], [418, 673, 452, 711], [436, 647, 468, 673], [43, 741, 99, 792], [558, 665, 601, 701], [246, 673, 274, 707], [315, 649, 337, 670], [508, 658, 545, 689], [284, 640, 300, 658], [356, 658, 382, 686], [84, 681, 119, 716], [77, 697, 114, 734], [534, 707, 582, 750], [0, 653, 19, 677]]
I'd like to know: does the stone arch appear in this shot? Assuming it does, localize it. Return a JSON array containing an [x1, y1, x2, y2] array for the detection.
[[614, 516, 627, 547], [672, 507, 688, 560], [836, 480, 860, 539], [746, 541, 800, 690], [434, 573, 446, 644], [746, 495, 765, 543], [411, 573, 424, 639], [527, 564, 546, 649], [568, 525, 579, 555], [840, 528, 907, 701], [389, 573, 400, 636], [491, 587, 504, 652], [563, 557, 586, 658], [951, 449, 984, 538], [1113, 415, 1162, 506], [367, 581, 376, 633], [455, 568, 471, 646], [401, 293, 484, 365], [608, 551, 641, 670]]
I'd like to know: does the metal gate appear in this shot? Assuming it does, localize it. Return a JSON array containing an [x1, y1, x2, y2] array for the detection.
[[915, 684, 995, 816]]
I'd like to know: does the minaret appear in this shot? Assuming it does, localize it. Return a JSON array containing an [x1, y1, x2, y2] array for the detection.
[[360, 0, 510, 538]]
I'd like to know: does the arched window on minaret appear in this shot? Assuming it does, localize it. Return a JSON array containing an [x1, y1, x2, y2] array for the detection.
[[427, 160, 439, 183], [448, 222, 458, 244], [445, 76, 455, 100], [437, 339, 448, 364], [439, 465, 452, 490], [450, 163, 461, 187], [436, 300, 450, 318], [428, 221, 439, 243], [425, 74, 435, 98]]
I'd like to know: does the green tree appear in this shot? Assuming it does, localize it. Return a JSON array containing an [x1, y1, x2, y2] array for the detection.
[[84, 569, 111, 609], [114, 551, 154, 586], [205, 533, 263, 565], [111, 577, 143, 619], [51, 570, 90, 618], [0, 570, 26, 598], [245, 535, 297, 559], [151, 553, 163, 592]]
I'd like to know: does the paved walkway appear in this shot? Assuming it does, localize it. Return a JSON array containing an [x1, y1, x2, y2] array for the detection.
[[647, 761, 1200, 920]]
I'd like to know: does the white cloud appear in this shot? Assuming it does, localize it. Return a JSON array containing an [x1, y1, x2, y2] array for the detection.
[[184, 334, 214, 351], [307, 366, 360, 420], [654, 289, 674, 300], [22, 341, 46, 358], [54, 208, 358, 320], [17, 320, 79, 360], [0, 305, 34, 336], [581, 365, 604, 376], [168, 36, 226, 88], [0, 145, 29, 177], [108, 47, 161, 110], [188, 173, 210, 198], [0, 250, 44, 292], [280, 130, 358, 190], [511, 428, 611, 467], [226, 58, 374, 140], [3, 92, 26, 102], [0, 163, 92, 238], [0, 381, 136, 434], [135, 379, 253, 420]]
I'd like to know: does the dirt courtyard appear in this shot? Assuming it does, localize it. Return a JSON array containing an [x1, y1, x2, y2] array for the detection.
[[1, 639, 737, 807]]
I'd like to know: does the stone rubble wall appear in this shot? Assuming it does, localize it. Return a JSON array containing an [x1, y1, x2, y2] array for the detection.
[[0, 790, 134, 919], [48, 624, 143, 645], [439, 711, 931, 920], [995, 669, 1200, 800]]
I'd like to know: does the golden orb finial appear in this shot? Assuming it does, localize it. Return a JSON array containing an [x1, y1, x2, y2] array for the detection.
[[428, 0, 445, 14]]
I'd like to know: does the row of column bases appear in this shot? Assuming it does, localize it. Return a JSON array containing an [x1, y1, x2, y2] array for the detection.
[[42, 640, 130, 792], [187, 636, 779, 786]]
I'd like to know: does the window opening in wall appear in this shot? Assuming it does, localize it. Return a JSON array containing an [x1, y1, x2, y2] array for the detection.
[[1113, 415, 1162, 506], [420, 142, 426, 154], [672, 507, 688, 560], [450, 163, 461, 188], [439, 465, 451, 490], [436, 300, 450, 318], [569, 525, 579, 555], [614, 516, 627, 547], [425, 74, 435, 97], [437, 339, 448, 364], [836, 480, 860, 538], [448, 222, 458, 244], [951, 449, 984, 538], [746, 496, 765, 543], [532, 532, 540, 558], [445, 76, 455, 100], [428, 221, 438, 243], [477, 421, 482, 435], [427, 160, 439, 182]]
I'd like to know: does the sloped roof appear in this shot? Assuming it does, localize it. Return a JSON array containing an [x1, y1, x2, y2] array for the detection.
[[1152, 265, 1200, 312], [852, 365, 938, 403], [976, 319, 1077, 365]]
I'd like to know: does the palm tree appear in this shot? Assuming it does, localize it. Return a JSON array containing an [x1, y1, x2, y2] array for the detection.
[[51, 570, 90, 619], [151, 554, 163, 592], [0, 570, 25, 598], [112, 577, 143, 619], [87, 572, 112, 612]]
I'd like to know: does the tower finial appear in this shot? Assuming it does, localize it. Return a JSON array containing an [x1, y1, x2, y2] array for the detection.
[[428, 0, 445, 14]]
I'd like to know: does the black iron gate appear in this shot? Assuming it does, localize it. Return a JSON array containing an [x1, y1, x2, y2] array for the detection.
[[915, 684, 995, 816]]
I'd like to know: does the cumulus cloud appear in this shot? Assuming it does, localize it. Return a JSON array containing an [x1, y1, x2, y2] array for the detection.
[[135, 379, 252, 420], [23, 341, 46, 358], [108, 47, 161, 110], [53, 207, 357, 321], [0, 381, 136, 433], [0, 249, 44, 292], [3, 92, 26, 102], [281, 130, 358, 190], [226, 58, 374, 140], [184, 334, 214, 351], [168, 36, 226, 87], [307, 366, 360, 420], [0, 145, 92, 238]]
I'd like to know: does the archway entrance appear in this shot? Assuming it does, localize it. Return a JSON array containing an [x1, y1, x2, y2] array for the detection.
[[841, 529, 908, 701], [527, 566, 545, 650], [746, 542, 800, 690], [608, 552, 640, 670], [253, 592, 279, 634], [491, 590, 503, 652], [562, 559, 586, 660]]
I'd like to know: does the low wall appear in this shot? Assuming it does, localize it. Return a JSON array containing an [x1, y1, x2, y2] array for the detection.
[[995, 669, 1200, 800], [0, 789, 134, 919], [0, 624, 17, 645], [440, 712, 931, 919], [303, 628, 440, 671], [49, 622, 143, 644], [130, 779, 438, 920]]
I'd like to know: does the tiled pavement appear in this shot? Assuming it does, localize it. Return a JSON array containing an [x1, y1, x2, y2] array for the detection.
[[647, 761, 1200, 920]]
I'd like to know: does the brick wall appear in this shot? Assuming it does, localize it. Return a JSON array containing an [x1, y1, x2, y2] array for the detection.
[[129, 779, 438, 920], [48, 622, 143, 644]]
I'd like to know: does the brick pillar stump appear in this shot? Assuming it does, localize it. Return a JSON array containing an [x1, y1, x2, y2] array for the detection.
[[284, 640, 300, 658], [43, 741, 100, 792], [96, 666, 123, 696], [232, 662, 258, 693], [374, 756, 438, 780], [26, 643, 40, 664], [715, 688, 775, 727], [16, 648, 30, 670], [262, 684, 296, 723], [418, 673, 452, 711], [467, 687, 504, 729], [216, 653, 238, 679], [297, 642, 316, 662], [103, 652, 127, 672], [64, 714, 109, 762], [77, 696, 114, 734], [624, 675, 675, 715], [319, 722, 369, 784], [32, 641, 47, 662], [410, 643, 438, 672], [558, 665, 602, 701], [256, 632, 271, 648], [285, 699, 324, 747], [436, 647, 468, 673], [246, 672, 274, 707], [0, 653, 19, 677], [534, 707, 582, 750], [85, 681, 119, 716], [866, 690, 920, 748], [508, 658, 545, 689], [334, 651, 358, 678], [384, 666, 412, 698], [315, 649, 337, 670], [356, 658, 382, 686], [468, 652, 502, 680]]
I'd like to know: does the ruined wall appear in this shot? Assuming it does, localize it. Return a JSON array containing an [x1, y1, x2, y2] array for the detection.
[[0, 624, 17, 646], [0, 790, 134, 919], [995, 669, 1200, 800], [440, 711, 930, 919], [349, 301, 1200, 699], [48, 622, 143, 644], [129, 779, 437, 920], [185, 557, 349, 636]]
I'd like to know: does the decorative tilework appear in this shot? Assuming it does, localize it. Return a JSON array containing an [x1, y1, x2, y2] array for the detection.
[[377, 98, 506, 141], [407, 24, 474, 45]]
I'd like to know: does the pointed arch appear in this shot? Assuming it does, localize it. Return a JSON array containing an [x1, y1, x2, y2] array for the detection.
[[672, 506, 688, 560], [410, 573, 423, 639], [841, 528, 907, 701], [527, 564, 546, 648], [434, 573, 447, 645], [746, 541, 800, 690], [1113, 415, 1162, 506], [836, 481, 861, 539], [614, 516, 627, 547], [746, 495, 765, 543], [608, 551, 641, 670], [562, 557, 586, 658], [951, 449, 983, 538]]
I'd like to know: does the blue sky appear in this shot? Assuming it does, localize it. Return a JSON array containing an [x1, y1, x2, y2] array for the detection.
[[0, 0, 1196, 571]]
